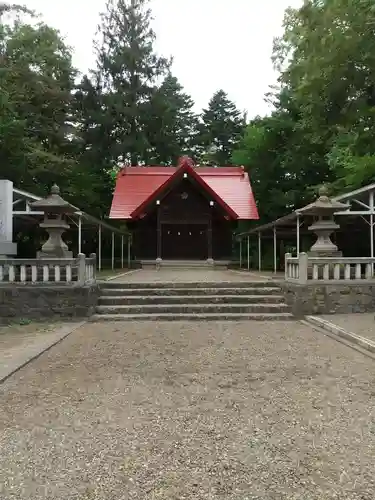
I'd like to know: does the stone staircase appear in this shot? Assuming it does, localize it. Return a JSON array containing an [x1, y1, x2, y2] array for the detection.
[[90, 280, 294, 321]]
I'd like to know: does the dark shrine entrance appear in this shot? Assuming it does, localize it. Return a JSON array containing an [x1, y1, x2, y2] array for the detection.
[[130, 171, 234, 261], [161, 223, 208, 260]]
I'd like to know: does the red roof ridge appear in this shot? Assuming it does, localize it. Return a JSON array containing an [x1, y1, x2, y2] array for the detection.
[[118, 164, 246, 177], [130, 157, 239, 219]]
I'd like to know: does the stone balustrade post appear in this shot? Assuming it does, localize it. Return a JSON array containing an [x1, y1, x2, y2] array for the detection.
[[90, 253, 97, 280], [77, 253, 86, 285], [298, 252, 308, 284], [285, 253, 291, 280]]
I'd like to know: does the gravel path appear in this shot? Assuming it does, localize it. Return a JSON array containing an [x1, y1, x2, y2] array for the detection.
[[109, 268, 270, 283], [0, 322, 85, 383], [321, 313, 375, 343], [1, 321, 375, 499]]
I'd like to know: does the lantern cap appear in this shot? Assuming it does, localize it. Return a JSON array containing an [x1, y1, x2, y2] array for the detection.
[[296, 184, 349, 215], [30, 184, 76, 213]]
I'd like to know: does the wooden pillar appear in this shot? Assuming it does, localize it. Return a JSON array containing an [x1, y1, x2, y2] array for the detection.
[[258, 232, 261, 271], [111, 232, 115, 270], [156, 204, 162, 260], [207, 212, 213, 261], [121, 235, 124, 269], [98, 224, 102, 271], [273, 226, 277, 273], [127, 235, 131, 268], [247, 235, 250, 270]]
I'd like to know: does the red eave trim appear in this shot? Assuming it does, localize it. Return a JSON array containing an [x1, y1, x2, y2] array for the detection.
[[130, 160, 239, 220]]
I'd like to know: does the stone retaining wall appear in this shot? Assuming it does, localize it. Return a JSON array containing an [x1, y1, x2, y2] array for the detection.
[[0, 284, 100, 323], [282, 282, 375, 317]]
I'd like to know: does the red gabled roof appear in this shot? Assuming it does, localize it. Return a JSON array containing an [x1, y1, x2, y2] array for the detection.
[[110, 157, 259, 220]]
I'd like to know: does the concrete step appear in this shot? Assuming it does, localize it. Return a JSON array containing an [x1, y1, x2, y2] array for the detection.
[[96, 303, 290, 315], [95, 279, 291, 321], [98, 295, 286, 305], [100, 281, 280, 289], [99, 286, 282, 297], [90, 312, 294, 322]]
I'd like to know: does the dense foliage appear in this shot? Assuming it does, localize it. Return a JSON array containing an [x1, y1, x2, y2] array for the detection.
[[2, 0, 375, 227], [234, 0, 375, 223]]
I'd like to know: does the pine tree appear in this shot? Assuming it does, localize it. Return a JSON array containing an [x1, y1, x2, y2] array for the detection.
[[146, 74, 199, 165], [95, 0, 170, 166], [72, 75, 116, 216], [198, 90, 245, 166]]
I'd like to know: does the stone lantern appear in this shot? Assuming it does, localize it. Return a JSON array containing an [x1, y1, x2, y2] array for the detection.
[[31, 184, 76, 258], [296, 185, 349, 257]]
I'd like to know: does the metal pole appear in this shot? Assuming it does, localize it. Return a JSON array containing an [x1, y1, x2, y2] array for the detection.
[[370, 191, 374, 256], [78, 214, 82, 254], [239, 238, 242, 268], [98, 224, 102, 271], [273, 226, 277, 273], [296, 214, 300, 255], [111, 232, 115, 270], [121, 235, 124, 269], [370, 191, 374, 276], [258, 232, 261, 271]]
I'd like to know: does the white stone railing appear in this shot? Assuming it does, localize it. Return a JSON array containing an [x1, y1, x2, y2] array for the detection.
[[285, 252, 375, 283], [0, 253, 96, 285], [285, 254, 301, 281]]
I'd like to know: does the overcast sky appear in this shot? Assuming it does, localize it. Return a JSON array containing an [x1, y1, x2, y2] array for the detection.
[[22, 0, 303, 117]]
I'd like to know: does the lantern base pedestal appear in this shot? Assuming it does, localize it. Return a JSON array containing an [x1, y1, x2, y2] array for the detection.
[[308, 250, 342, 258]]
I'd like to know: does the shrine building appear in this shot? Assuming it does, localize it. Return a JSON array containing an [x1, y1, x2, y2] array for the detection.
[[109, 156, 258, 262]]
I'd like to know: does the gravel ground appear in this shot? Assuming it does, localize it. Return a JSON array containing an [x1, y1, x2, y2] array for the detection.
[[1, 320, 375, 500], [321, 313, 375, 343]]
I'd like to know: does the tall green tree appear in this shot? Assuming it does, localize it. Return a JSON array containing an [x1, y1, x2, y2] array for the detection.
[[233, 113, 294, 223], [0, 18, 77, 193], [145, 74, 199, 164], [198, 89, 245, 166], [95, 0, 170, 166], [273, 0, 375, 191]]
